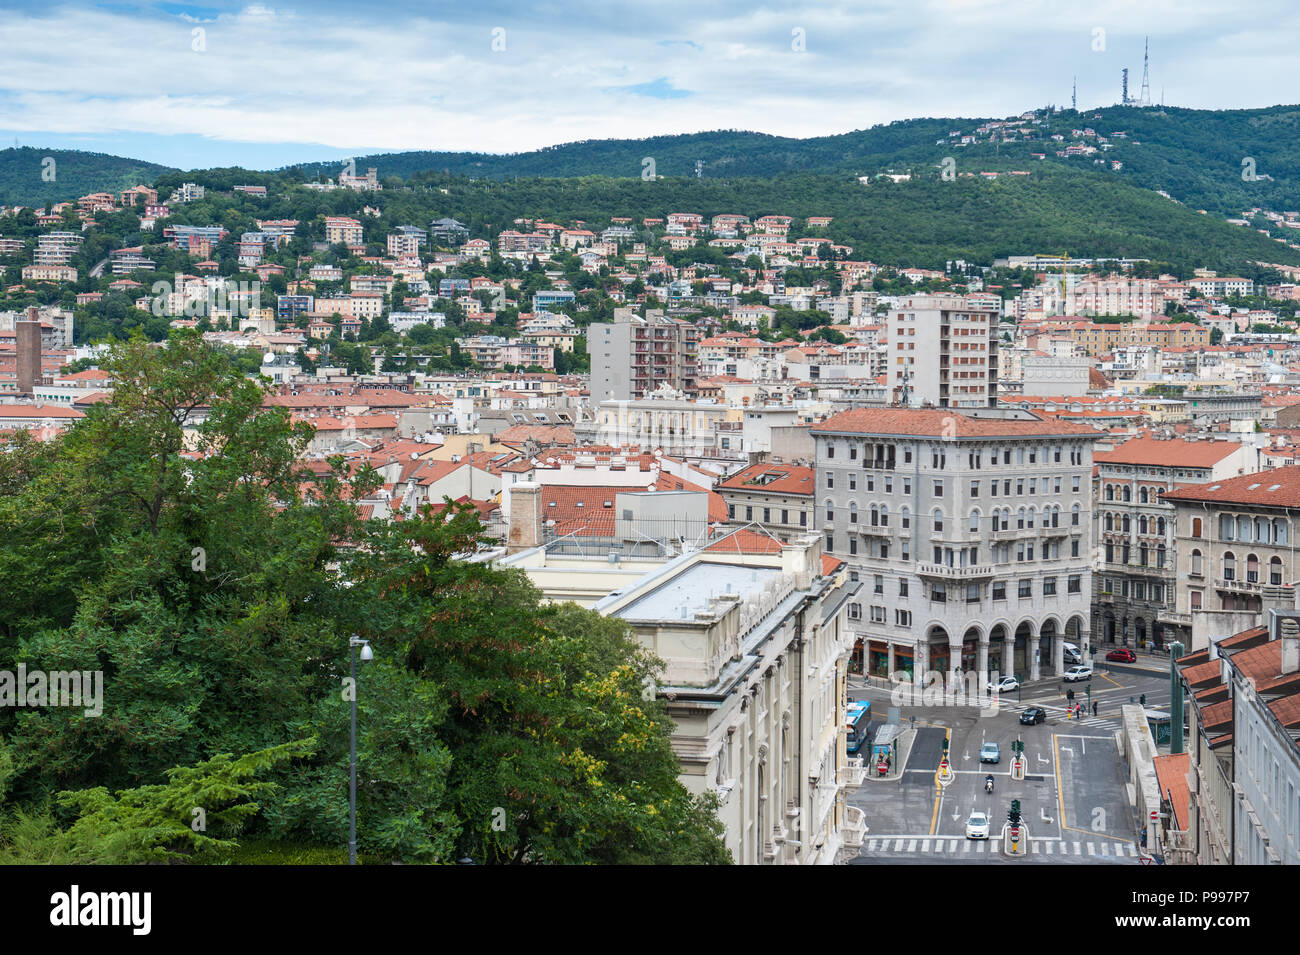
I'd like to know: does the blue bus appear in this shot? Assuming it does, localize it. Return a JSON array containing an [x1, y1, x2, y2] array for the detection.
[[846, 701, 872, 755]]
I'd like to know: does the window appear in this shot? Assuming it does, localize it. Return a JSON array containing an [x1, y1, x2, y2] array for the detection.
[[1190, 549, 1203, 576], [866, 475, 874, 492], [1101, 577, 1113, 595], [934, 480, 944, 498], [1072, 504, 1080, 527], [931, 583, 946, 603], [849, 474, 857, 491], [1043, 577, 1057, 596], [969, 510, 980, 532], [1071, 540, 1079, 557], [992, 581, 1006, 600], [781, 509, 788, 524], [1223, 551, 1236, 581], [1133, 581, 1145, 600], [1220, 514, 1234, 541], [1192, 517, 1203, 538], [1151, 584, 1163, 603], [899, 578, 909, 597], [1247, 554, 1259, 583], [970, 480, 979, 497], [904, 449, 913, 464], [1156, 545, 1166, 569], [903, 478, 912, 495], [728, 504, 736, 519], [871, 605, 886, 623], [848, 602, 861, 620], [800, 511, 807, 527], [1271, 556, 1283, 586], [825, 534, 834, 551], [1072, 476, 1080, 492], [745, 505, 754, 521], [1274, 519, 1289, 545], [849, 446, 857, 460], [901, 507, 911, 529], [966, 583, 980, 603], [1067, 575, 1081, 594], [895, 609, 912, 627], [826, 472, 834, 489], [827, 444, 835, 459], [1018, 579, 1032, 598], [874, 575, 884, 595], [1105, 485, 1114, 501], [933, 509, 944, 532], [849, 503, 858, 524], [849, 538, 858, 555], [1190, 590, 1202, 610]]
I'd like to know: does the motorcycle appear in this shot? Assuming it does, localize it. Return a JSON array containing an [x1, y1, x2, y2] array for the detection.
[[984, 775, 995, 794]]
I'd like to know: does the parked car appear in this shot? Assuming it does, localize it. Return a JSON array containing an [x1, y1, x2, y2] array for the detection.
[[979, 742, 1001, 763], [1106, 648, 1137, 663], [966, 811, 991, 840], [1019, 706, 1047, 725], [1063, 665, 1093, 683], [987, 675, 1019, 694]]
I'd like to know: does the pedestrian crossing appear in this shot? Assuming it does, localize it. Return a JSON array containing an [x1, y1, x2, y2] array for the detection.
[[1007, 700, 1120, 733], [860, 835, 1141, 858]]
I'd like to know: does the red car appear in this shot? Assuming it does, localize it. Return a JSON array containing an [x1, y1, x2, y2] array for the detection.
[[1106, 648, 1137, 663]]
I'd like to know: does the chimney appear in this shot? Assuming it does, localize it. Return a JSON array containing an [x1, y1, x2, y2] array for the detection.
[[507, 482, 543, 553], [16, 307, 42, 396]]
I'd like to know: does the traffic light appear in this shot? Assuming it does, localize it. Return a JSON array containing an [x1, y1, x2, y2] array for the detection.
[[1140, 693, 1147, 706], [1009, 799, 1022, 827], [1067, 689, 1075, 701]]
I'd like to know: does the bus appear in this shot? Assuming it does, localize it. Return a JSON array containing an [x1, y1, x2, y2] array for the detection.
[[846, 700, 872, 755]]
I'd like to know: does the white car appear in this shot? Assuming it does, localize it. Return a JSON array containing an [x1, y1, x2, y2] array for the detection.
[[1063, 665, 1093, 683], [966, 811, 990, 840], [987, 675, 1019, 694]]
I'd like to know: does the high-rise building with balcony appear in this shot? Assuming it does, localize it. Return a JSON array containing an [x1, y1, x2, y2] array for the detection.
[[811, 408, 1098, 683], [886, 294, 1000, 408], [590, 307, 700, 401]]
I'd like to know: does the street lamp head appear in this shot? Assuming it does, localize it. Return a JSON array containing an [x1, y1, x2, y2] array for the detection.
[[359, 643, 373, 662]]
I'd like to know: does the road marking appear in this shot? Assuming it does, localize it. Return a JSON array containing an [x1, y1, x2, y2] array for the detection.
[[908, 839, 917, 852], [894, 838, 904, 851], [1088, 843, 1096, 856], [1074, 841, 1081, 855]]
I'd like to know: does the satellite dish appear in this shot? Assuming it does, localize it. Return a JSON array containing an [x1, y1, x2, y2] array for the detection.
[[263, 351, 276, 364]]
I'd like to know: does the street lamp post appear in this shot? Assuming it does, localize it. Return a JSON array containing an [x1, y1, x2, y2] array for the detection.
[[349, 633, 373, 866]]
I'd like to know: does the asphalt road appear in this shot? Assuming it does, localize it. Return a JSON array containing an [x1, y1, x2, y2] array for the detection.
[[845, 665, 1169, 865]]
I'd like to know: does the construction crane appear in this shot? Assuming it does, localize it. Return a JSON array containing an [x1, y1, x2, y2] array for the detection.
[[1034, 252, 1075, 308]]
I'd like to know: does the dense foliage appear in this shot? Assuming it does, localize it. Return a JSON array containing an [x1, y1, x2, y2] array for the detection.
[[0, 332, 730, 864]]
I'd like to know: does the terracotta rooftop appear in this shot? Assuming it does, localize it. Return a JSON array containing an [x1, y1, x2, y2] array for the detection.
[[812, 408, 1101, 440], [1153, 752, 1190, 831], [1095, 435, 1242, 469], [1163, 466, 1300, 507], [717, 462, 815, 496]]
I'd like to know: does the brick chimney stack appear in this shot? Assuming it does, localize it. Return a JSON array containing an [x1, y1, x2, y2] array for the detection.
[[507, 482, 543, 553]]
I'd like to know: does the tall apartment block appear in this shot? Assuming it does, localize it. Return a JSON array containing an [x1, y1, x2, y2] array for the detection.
[[811, 408, 1098, 683], [886, 295, 1000, 408], [589, 308, 700, 401]]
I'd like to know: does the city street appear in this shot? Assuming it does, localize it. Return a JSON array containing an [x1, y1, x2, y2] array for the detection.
[[846, 663, 1171, 864]]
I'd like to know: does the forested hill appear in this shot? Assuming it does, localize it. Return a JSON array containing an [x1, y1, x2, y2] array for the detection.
[[5, 105, 1300, 220], [284, 105, 1300, 219], [0, 147, 175, 208]]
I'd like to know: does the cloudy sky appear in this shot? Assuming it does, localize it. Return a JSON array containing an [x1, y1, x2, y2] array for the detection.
[[0, 0, 1297, 169]]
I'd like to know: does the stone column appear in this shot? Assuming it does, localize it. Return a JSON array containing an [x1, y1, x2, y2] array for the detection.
[[978, 637, 989, 679], [1052, 633, 1064, 676], [887, 642, 895, 681], [948, 636, 964, 687], [1030, 628, 1042, 682], [915, 638, 928, 684]]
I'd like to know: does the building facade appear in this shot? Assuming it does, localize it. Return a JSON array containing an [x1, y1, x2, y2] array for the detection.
[[886, 295, 1000, 409], [1092, 435, 1261, 652], [811, 408, 1098, 682], [590, 308, 701, 401], [717, 462, 814, 542]]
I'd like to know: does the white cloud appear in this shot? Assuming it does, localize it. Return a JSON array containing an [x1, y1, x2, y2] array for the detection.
[[0, 0, 1297, 165]]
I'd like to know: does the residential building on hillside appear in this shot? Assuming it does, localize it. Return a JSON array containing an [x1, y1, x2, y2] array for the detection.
[[590, 308, 701, 401], [812, 408, 1098, 681]]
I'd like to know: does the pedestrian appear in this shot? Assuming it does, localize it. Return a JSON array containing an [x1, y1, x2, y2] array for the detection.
[[1092, 701, 1098, 717]]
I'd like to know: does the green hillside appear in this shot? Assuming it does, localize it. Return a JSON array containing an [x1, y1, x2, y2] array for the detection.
[[285, 105, 1300, 219], [0, 147, 175, 208]]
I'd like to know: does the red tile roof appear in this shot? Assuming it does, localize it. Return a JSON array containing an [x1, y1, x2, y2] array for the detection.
[[1163, 466, 1300, 507], [1153, 753, 1191, 830], [812, 408, 1101, 440], [1095, 435, 1242, 469], [717, 462, 815, 496]]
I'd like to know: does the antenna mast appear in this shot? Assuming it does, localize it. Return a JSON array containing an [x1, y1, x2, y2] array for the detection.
[[1139, 36, 1152, 107], [1072, 77, 1077, 111]]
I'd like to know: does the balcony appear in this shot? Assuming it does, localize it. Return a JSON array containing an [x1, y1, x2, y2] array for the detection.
[[859, 523, 892, 537], [838, 757, 867, 788], [1216, 577, 1263, 595], [917, 562, 995, 580], [843, 805, 868, 849], [1159, 610, 1192, 628]]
